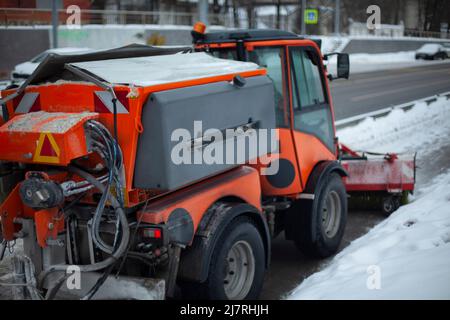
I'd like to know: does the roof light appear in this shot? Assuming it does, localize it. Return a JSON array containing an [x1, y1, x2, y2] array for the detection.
[[193, 21, 206, 35], [192, 22, 207, 43]]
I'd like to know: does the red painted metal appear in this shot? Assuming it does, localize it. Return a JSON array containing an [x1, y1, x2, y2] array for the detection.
[[340, 144, 415, 194], [0, 111, 98, 165]]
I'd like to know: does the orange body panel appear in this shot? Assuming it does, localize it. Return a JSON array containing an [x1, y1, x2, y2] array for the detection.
[[0, 111, 98, 165], [137, 166, 262, 236], [293, 132, 337, 184]]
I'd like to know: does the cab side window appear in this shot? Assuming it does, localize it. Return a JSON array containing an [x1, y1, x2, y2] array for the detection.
[[290, 47, 334, 151], [248, 47, 289, 128]]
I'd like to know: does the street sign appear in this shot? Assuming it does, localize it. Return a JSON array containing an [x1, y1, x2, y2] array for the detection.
[[305, 9, 318, 25]]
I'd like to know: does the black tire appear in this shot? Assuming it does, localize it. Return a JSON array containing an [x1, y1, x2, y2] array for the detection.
[[180, 217, 265, 300], [381, 195, 401, 216], [433, 53, 445, 60], [293, 173, 347, 258]]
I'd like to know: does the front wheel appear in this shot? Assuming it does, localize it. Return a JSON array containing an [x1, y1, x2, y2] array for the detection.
[[293, 173, 348, 258]]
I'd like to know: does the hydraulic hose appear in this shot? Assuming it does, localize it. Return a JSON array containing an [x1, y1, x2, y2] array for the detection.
[[38, 165, 130, 294], [86, 121, 123, 254]]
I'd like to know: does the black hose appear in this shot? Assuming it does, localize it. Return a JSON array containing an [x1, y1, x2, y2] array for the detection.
[[86, 121, 120, 253], [38, 166, 130, 294]]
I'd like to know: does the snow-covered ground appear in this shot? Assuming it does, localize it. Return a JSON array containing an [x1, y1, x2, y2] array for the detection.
[[320, 36, 351, 54], [288, 96, 450, 299]]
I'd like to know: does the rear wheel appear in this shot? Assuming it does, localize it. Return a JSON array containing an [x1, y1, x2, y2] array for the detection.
[[180, 217, 265, 300], [292, 173, 347, 258]]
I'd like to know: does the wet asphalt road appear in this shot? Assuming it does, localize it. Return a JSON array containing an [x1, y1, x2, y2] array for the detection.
[[331, 62, 450, 120]]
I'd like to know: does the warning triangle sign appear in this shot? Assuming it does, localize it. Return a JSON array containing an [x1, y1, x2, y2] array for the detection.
[[33, 132, 60, 164], [41, 135, 57, 157]]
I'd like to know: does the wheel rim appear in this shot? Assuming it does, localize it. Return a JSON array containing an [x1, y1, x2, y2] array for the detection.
[[321, 190, 341, 238], [223, 240, 255, 300]]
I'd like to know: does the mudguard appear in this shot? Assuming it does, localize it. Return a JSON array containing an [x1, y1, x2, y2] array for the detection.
[[177, 202, 270, 283]]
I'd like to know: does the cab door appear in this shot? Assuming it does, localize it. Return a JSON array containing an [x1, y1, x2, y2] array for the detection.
[[244, 46, 304, 196], [287, 45, 337, 185]]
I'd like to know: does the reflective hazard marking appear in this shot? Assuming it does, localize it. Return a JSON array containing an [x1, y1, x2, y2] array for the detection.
[[15, 92, 41, 113], [33, 132, 60, 163], [94, 91, 129, 114]]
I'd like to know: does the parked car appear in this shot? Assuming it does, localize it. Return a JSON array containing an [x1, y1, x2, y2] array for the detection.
[[11, 47, 93, 83], [415, 43, 449, 60]]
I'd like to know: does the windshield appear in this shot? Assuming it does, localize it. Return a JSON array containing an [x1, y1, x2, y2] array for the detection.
[[210, 47, 289, 127]]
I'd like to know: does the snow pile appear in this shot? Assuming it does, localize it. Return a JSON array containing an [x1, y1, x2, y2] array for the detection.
[[288, 97, 450, 299], [291, 172, 450, 300], [319, 36, 350, 54], [350, 51, 415, 64], [288, 169, 450, 299], [337, 96, 450, 155], [72, 52, 260, 86]]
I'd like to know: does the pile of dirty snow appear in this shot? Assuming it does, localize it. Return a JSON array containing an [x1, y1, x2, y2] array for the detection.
[[288, 169, 450, 299], [338, 96, 450, 155]]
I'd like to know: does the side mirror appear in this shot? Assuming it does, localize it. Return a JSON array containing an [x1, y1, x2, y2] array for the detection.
[[337, 53, 350, 79], [324, 52, 350, 81]]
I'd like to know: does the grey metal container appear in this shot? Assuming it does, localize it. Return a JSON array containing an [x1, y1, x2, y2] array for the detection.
[[133, 75, 276, 191]]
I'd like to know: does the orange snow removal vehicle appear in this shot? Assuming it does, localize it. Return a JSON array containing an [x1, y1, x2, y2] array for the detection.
[[0, 26, 414, 300]]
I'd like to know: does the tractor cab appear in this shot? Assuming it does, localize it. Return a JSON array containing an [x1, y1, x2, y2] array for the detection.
[[193, 25, 350, 196]]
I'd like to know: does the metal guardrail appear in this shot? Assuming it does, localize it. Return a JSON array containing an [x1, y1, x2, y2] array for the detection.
[[335, 91, 450, 130]]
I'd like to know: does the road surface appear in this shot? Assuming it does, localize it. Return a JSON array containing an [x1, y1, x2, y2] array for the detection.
[[331, 62, 450, 120]]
